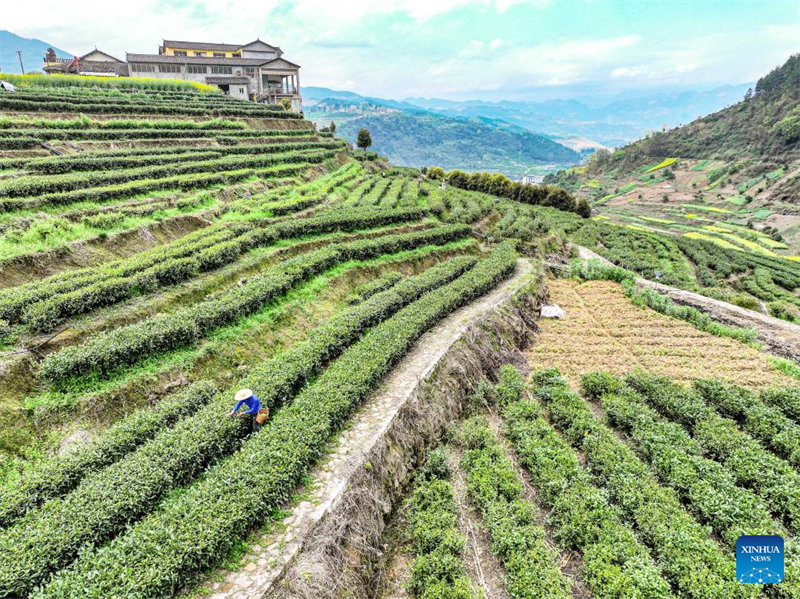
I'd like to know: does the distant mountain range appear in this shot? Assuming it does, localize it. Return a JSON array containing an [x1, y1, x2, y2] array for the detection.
[[304, 89, 581, 177], [304, 83, 753, 151], [0, 30, 71, 74], [615, 54, 799, 162]]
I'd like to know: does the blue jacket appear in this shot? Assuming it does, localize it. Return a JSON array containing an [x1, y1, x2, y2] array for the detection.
[[232, 394, 261, 416]]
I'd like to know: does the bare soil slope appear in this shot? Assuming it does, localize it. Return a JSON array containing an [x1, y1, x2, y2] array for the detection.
[[528, 278, 795, 389]]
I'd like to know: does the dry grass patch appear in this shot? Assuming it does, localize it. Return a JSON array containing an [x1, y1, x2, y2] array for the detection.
[[529, 279, 794, 389]]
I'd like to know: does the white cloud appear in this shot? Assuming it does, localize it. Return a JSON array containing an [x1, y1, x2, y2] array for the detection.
[[3, 1, 797, 101], [495, 0, 550, 13]]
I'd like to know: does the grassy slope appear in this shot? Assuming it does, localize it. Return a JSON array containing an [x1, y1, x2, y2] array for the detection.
[[547, 54, 800, 251]]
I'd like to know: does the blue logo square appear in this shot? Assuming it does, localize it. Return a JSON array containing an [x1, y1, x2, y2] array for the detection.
[[737, 535, 784, 583]]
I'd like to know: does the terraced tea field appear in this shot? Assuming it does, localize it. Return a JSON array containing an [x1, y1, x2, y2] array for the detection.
[[1, 73, 800, 599]]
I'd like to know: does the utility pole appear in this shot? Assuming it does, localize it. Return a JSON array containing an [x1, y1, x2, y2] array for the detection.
[[16, 51, 25, 75]]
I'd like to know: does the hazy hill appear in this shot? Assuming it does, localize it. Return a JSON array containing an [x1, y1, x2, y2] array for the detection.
[[621, 54, 800, 162], [327, 111, 581, 177], [307, 83, 751, 149], [0, 30, 71, 74], [545, 54, 800, 252]]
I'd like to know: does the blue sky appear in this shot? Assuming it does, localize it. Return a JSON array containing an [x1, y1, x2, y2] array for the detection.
[[4, 0, 799, 101]]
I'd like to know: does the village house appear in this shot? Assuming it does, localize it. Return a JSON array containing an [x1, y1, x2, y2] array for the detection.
[[521, 174, 545, 185], [43, 38, 302, 111], [43, 48, 129, 77]]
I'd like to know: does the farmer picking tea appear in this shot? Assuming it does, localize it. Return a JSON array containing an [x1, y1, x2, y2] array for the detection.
[[228, 389, 269, 432]]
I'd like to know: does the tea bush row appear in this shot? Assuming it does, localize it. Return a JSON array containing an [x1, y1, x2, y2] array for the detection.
[[536, 369, 751, 599], [405, 449, 474, 599], [23, 206, 430, 332], [626, 372, 800, 534], [0, 380, 218, 528], [32, 244, 516, 598], [0, 225, 240, 321], [39, 224, 470, 383], [0, 162, 311, 213], [0, 148, 337, 199], [0, 127, 312, 144], [693, 379, 800, 469], [0, 97, 301, 118], [459, 414, 573, 599], [591, 379, 800, 597], [500, 367, 675, 599], [23, 140, 343, 175], [0, 116, 245, 131], [347, 271, 403, 305], [0, 255, 480, 596]]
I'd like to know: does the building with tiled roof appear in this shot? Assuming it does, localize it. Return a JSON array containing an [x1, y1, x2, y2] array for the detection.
[[43, 48, 129, 77], [44, 39, 302, 110]]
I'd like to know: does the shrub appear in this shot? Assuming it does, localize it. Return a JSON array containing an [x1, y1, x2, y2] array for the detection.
[[427, 166, 445, 180], [459, 415, 572, 599], [760, 387, 800, 424], [575, 198, 591, 218], [405, 452, 473, 599], [31, 244, 517, 598], [495, 364, 525, 406], [39, 224, 471, 383]]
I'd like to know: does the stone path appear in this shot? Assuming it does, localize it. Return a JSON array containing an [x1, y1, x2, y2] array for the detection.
[[201, 259, 535, 599]]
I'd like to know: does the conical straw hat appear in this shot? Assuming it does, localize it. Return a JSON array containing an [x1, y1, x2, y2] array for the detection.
[[235, 389, 253, 401]]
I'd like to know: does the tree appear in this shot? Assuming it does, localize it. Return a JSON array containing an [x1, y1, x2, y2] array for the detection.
[[329, 121, 336, 133], [427, 166, 445, 180], [576, 198, 592, 218], [543, 188, 576, 212], [356, 128, 372, 150]]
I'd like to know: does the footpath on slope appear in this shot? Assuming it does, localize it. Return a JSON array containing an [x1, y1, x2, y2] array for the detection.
[[574, 244, 800, 362], [372, 445, 508, 599], [198, 258, 539, 599]]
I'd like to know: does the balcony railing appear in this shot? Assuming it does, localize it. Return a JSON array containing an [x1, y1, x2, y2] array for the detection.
[[263, 84, 297, 94]]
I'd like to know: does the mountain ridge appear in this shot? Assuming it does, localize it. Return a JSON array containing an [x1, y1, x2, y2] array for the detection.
[[0, 30, 71, 74], [304, 82, 754, 149]]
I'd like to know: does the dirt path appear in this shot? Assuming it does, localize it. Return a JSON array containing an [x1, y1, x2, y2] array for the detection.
[[199, 259, 537, 599], [574, 244, 800, 362], [529, 278, 794, 390], [448, 445, 511, 599], [485, 410, 591, 598], [372, 501, 412, 599]]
